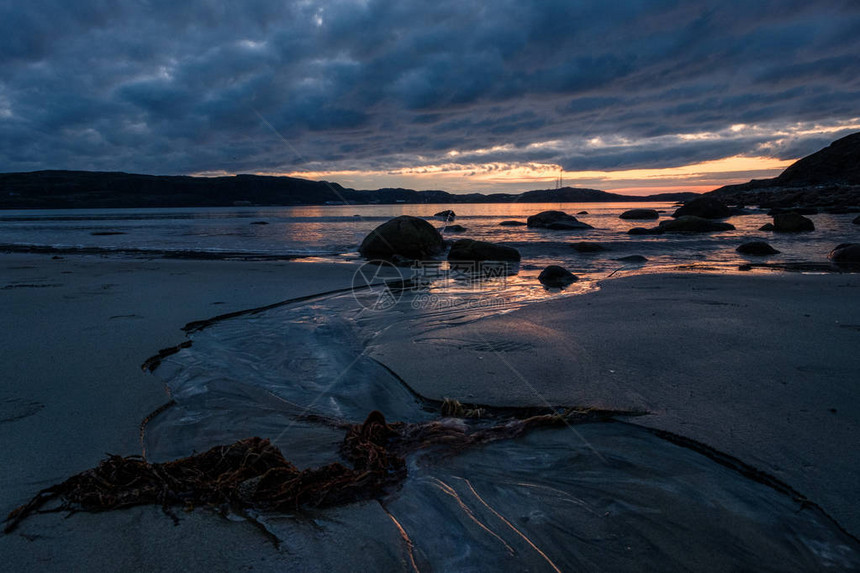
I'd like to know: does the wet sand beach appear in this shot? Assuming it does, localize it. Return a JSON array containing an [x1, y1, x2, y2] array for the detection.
[[1, 252, 859, 570], [0, 253, 362, 571], [371, 272, 860, 537]]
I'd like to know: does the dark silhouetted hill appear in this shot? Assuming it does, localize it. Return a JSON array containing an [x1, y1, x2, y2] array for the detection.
[[0, 170, 698, 209], [708, 132, 860, 209]]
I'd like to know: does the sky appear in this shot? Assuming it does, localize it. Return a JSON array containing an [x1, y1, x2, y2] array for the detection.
[[1, 1, 859, 195]]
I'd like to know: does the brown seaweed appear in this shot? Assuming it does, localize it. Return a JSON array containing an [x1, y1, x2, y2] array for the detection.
[[4, 408, 614, 534]]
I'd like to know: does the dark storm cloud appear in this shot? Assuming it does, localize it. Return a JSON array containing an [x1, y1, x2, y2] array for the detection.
[[0, 0, 858, 180]]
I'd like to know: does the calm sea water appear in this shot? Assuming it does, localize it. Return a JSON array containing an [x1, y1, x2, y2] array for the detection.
[[2, 202, 858, 280]]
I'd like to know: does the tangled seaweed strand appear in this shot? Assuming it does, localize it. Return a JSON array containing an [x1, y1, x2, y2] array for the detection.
[[5, 408, 608, 534]]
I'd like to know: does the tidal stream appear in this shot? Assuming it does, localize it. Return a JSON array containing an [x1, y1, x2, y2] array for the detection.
[[143, 276, 860, 572]]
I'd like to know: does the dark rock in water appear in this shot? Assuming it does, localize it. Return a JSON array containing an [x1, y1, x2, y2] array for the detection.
[[546, 220, 594, 230], [250, 221, 269, 225], [359, 215, 445, 260], [434, 210, 456, 220], [91, 231, 126, 236], [615, 255, 648, 263], [759, 223, 775, 231], [853, 215, 860, 225], [447, 239, 521, 262], [571, 242, 606, 253], [828, 243, 860, 265], [773, 213, 815, 232], [737, 241, 780, 255], [441, 224, 467, 233], [499, 220, 527, 226], [658, 216, 735, 233], [527, 210, 592, 229], [738, 264, 753, 271], [672, 196, 731, 219], [538, 265, 578, 287], [767, 207, 818, 216], [620, 209, 659, 220], [628, 227, 663, 235], [577, 211, 588, 215]]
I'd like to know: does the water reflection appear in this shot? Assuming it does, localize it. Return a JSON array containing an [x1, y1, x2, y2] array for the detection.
[[3, 203, 857, 278]]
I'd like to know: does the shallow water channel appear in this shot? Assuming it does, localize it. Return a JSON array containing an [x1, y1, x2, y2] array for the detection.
[[144, 276, 860, 572]]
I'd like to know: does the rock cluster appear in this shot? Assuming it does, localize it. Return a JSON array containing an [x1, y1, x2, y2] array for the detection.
[[359, 215, 445, 260], [620, 209, 659, 220], [447, 239, 521, 263], [629, 216, 735, 234], [828, 243, 860, 265], [737, 241, 780, 255], [527, 211, 593, 230], [772, 213, 815, 232], [538, 265, 578, 287], [672, 197, 731, 219]]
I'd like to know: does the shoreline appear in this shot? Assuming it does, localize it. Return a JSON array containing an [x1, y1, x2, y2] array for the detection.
[[0, 242, 347, 260], [2, 252, 859, 569]]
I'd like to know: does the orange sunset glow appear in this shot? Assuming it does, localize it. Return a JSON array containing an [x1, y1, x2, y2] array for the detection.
[[268, 154, 795, 195]]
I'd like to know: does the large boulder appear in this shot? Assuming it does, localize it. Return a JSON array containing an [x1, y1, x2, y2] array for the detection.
[[828, 243, 860, 265], [538, 265, 578, 288], [447, 239, 521, 263], [359, 216, 445, 260], [658, 216, 735, 233], [672, 197, 731, 219], [773, 213, 815, 232], [434, 210, 456, 220], [620, 209, 659, 220], [441, 224, 467, 233], [527, 210, 593, 229], [736, 241, 780, 255]]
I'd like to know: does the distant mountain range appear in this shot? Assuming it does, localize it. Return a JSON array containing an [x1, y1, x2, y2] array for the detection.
[[708, 132, 860, 208], [5, 132, 857, 210], [0, 170, 697, 209]]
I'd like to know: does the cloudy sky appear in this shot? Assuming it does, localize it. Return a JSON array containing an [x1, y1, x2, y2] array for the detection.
[[1, 0, 858, 194]]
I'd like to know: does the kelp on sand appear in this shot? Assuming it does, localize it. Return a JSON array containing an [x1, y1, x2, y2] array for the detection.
[[4, 408, 618, 534]]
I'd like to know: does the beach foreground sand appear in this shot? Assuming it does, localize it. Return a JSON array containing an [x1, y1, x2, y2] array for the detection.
[[0, 253, 362, 571], [371, 271, 860, 537], [1, 253, 858, 570]]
